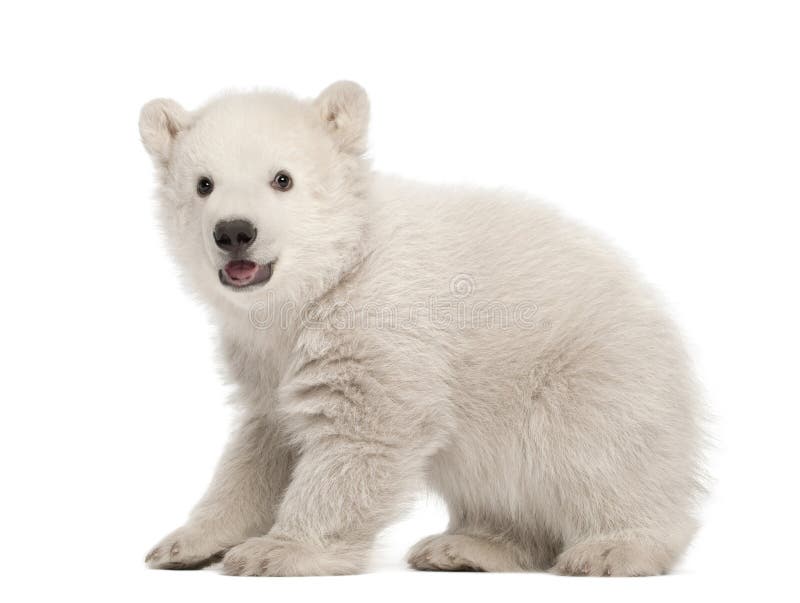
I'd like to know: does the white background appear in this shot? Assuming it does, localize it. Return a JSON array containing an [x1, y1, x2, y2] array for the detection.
[[1, 1, 798, 601]]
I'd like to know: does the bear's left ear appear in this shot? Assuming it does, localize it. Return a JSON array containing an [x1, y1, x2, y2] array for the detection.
[[313, 81, 370, 155], [139, 98, 191, 165]]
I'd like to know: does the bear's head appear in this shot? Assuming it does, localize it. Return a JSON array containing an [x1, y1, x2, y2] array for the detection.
[[139, 81, 371, 318]]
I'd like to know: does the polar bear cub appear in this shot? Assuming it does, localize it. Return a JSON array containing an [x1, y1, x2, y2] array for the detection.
[[140, 81, 704, 576]]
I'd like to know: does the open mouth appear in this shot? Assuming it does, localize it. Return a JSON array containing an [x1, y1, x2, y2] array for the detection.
[[218, 260, 275, 289]]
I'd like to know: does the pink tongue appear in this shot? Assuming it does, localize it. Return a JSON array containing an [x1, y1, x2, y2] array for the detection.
[[225, 260, 258, 281]]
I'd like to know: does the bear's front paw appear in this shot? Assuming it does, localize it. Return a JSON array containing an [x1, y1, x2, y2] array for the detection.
[[145, 525, 232, 570], [222, 535, 364, 576]]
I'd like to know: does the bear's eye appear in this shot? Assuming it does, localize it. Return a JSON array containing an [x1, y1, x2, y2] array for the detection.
[[271, 171, 293, 192], [196, 176, 214, 197]]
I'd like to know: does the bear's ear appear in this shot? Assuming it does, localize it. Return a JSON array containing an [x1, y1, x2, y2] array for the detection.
[[313, 81, 370, 155], [139, 98, 191, 165]]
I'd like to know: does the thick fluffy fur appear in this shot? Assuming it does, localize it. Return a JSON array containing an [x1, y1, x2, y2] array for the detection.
[[140, 82, 704, 577]]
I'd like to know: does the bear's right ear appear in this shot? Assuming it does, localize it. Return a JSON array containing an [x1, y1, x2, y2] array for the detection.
[[139, 98, 191, 165]]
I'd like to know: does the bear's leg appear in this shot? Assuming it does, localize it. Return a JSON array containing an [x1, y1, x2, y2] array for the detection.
[[146, 411, 292, 569], [220, 433, 431, 576], [220, 354, 453, 576]]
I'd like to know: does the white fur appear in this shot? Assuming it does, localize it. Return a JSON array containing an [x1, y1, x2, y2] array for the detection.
[[140, 82, 705, 577]]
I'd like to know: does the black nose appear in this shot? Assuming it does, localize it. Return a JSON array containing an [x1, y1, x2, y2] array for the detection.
[[213, 219, 257, 253]]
